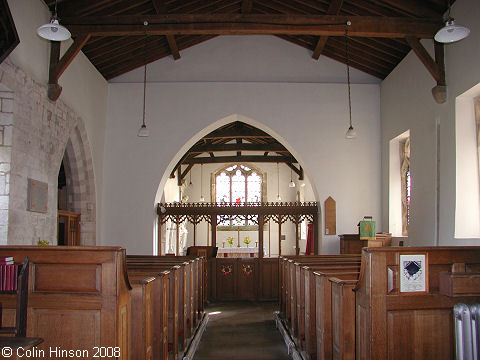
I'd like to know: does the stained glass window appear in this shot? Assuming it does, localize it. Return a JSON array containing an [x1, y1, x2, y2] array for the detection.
[[214, 164, 264, 227], [406, 166, 411, 227]]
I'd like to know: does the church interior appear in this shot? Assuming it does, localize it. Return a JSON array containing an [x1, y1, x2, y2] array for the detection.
[[0, 0, 479, 359]]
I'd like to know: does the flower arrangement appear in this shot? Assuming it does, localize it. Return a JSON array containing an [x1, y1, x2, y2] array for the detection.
[[37, 239, 49, 246], [226, 237, 234, 246], [243, 236, 251, 247]]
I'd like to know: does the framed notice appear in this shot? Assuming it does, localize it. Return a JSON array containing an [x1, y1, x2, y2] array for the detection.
[[399, 254, 428, 293], [27, 178, 48, 213]]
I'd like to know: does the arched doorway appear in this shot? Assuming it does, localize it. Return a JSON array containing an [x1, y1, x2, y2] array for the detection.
[[56, 127, 96, 246]]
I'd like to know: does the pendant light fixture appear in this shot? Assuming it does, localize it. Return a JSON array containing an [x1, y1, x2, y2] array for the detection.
[[276, 163, 282, 201], [138, 22, 150, 137], [200, 164, 205, 202], [289, 169, 296, 188], [344, 30, 357, 139], [434, 1, 470, 43], [36, 0, 71, 41]]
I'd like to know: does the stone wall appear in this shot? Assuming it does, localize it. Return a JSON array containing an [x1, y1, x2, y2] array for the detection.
[[0, 57, 96, 245]]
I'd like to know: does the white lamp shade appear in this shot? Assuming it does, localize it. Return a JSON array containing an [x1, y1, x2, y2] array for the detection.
[[434, 19, 470, 43], [276, 194, 282, 201], [289, 180, 296, 188], [137, 124, 149, 137], [345, 125, 357, 139], [37, 18, 71, 41]]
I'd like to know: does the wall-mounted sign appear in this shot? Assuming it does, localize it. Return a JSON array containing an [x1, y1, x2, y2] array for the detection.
[[399, 254, 428, 293], [27, 178, 48, 213]]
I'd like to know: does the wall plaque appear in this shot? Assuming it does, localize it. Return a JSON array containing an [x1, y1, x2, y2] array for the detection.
[[399, 254, 428, 293], [27, 178, 48, 213], [324, 196, 336, 235]]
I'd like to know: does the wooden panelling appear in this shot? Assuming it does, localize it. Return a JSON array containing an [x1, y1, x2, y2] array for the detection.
[[238, 259, 257, 301], [30, 309, 101, 353], [330, 279, 356, 360], [439, 272, 480, 297], [387, 310, 453, 360], [355, 246, 480, 360], [33, 263, 100, 293], [211, 258, 278, 301], [260, 258, 279, 300], [215, 259, 237, 300], [0, 246, 131, 360]]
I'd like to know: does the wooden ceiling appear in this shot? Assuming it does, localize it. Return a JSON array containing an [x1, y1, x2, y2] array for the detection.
[[43, 0, 449, 81], [170, 121, 302, 185]]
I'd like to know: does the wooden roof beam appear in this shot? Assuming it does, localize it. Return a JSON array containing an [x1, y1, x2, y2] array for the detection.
[[48, 34, 91, 101], [369, 0, 441, 17], [405, 37, 446, 103], [285, 163, 303, 180], [183, 155, 297, 165], [242, 0, 253, 13], [189, 143, 288, 152], [312, 0, 344, 60], [62, 14, 442, 38], [152, 0, 180, 60]]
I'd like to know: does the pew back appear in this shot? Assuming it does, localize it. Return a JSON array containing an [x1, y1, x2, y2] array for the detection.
[[356, 246, 480, 360], [0, 246, 131, 360]]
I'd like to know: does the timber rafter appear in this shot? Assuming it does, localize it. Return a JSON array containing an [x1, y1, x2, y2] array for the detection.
[[169, 121, 303, 183], [42, 0, 449, 100]]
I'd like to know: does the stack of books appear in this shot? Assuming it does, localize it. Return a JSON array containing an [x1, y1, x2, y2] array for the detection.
[[0, 256, 19, 291]]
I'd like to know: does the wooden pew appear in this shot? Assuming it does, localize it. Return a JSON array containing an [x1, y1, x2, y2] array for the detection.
[[0, 246, 131, 360], [329, 277, 357, 360], [126, 256, 206, 360], [295, 261, 360, 338], [129, 275, 156, 360], [306, 270, 359, 360], [127, 263, 184, 360], [288, 259, 360, 341], [127, 258, 201, 343], [355, 246, 480, 360], [279, 255, 360, 322], [305, 269, 359, 360]]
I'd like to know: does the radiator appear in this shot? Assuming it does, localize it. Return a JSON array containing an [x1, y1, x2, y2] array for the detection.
[[454, 303, 480, 360]]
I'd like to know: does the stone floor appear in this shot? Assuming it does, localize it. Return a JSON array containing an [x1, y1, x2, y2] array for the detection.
[[193, 301, 290, 360]]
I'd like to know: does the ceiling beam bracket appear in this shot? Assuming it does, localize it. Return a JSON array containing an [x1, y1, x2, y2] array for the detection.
[[47, 35, 91, 101], [405, 37, 446, 104]]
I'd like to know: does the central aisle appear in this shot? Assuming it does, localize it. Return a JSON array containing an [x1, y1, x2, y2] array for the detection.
[[193, 301, 290, 360]]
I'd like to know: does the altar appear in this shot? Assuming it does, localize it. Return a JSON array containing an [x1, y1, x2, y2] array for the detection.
[[217, 247, 260, 258]]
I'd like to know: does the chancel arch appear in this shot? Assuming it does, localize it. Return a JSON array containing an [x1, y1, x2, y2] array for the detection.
[[155, 114, 320, 257]]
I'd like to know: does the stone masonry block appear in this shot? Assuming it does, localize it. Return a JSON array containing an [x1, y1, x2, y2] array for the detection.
[[1, 98, 13, 113], [0, 112, 13, 126]]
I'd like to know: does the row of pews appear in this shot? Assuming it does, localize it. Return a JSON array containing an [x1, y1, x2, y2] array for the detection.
[[279, 254, 361, 360], [279, 246, 480, 360], [126, 255, 206, 360], [0, 246, 207, 360]]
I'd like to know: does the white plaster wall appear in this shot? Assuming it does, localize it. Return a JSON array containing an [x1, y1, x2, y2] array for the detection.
[[111, 36, 380, 85], [7, 0, 108, 240], [380, 0, 480, 246], [104, 80, 381, 254]]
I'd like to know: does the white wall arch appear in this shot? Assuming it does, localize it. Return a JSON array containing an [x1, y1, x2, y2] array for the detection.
[[104, 79, 381, 255], [154, 114, 321, 256]]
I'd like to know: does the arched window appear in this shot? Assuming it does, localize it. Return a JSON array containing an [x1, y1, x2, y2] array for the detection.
[[213, 164, 265, 228]]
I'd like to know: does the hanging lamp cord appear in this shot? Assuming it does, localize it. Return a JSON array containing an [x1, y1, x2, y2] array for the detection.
[[345, 30, 352, 128], [142, 28, 148, 127]]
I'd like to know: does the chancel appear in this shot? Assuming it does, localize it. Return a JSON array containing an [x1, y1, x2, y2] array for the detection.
[[0, 0, 479, 359]]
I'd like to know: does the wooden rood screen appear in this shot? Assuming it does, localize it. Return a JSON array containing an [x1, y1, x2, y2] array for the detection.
[[157, 202, 319, 256]]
